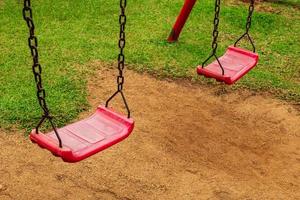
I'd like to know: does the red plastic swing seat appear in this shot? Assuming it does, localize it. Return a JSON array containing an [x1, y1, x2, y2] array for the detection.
[[197, 46, 259, 85], [30, 106, 134, 163]]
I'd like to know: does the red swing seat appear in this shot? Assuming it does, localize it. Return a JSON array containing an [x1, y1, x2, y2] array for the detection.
[[30, 106, 134, 163], [197, 46, 259, 85]]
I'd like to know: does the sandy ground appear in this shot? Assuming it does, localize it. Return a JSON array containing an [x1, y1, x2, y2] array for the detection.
[[0, 62, 299, 200]]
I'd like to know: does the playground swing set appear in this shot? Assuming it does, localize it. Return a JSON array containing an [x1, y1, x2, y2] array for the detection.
[[22, 0, 259, 163], [168, 0, 259, 84]]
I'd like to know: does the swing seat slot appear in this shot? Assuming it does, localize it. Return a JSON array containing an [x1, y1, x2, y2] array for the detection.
[[197, 46, 259, 85], [30, 106, 134, 163]]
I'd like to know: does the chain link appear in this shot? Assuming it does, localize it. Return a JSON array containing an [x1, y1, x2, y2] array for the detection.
[[211, 0, 221, 54], [117, 0, 127, 92], [202, 0, 224, 75], [23, 0, 51, 117], [22, 0, 62, 147], [203, 0, 256, 74], [245, 0, 254, 34], [234, 0, 256, 52], [23, 0, 131, 126], [106, 0, 131, 118]]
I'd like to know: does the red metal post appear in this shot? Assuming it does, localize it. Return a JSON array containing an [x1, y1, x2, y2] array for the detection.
[[167, 0, 197, 42]]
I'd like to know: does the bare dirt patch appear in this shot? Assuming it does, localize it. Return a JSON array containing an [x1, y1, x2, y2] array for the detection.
[[0, 62, 299, 199], [227, 0, 300, 15]]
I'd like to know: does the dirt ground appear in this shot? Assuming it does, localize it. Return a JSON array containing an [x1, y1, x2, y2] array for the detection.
[[0, 62, 299, 200]]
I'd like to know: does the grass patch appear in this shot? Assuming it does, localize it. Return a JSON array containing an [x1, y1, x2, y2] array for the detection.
[[0, 0, 299, 131]]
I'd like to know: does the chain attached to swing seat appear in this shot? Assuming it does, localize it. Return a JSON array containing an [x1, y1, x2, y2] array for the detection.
[[201, 0, 257, 75], [234, 0, 256, 52], [23, 0, 62, 148], [106, 0, 131, 118], [202, 0, 225, 75]]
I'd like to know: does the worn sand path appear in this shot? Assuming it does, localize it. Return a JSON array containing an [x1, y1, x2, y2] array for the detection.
[[0, 63, 299, 199]]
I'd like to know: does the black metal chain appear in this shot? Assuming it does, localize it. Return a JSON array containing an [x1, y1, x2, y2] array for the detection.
[[234, 0, 256, 52], [202, 0, 225, 75], [211, 0, 221, 55], [117, 0, 126, 92], [22, 0, 62, 147], [106, 0, 131, 118]]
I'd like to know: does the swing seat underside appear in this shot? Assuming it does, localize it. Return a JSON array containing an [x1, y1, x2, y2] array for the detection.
[[30, 106, 134, 163], [197, 46, 259, 85]]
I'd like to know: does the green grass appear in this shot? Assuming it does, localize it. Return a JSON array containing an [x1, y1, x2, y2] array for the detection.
[[0, 0, 299, 130]]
